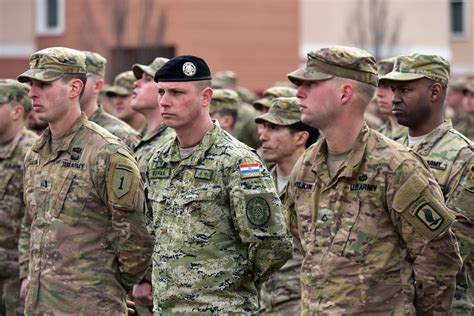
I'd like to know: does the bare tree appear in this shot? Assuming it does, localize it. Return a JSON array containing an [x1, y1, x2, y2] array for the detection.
[[345, 0, 401, 60]]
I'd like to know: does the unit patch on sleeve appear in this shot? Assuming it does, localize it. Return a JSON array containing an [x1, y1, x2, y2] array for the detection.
[[107, 154, 139, 207], [414, 203, 444, 231], [246, 196, 271, 226]]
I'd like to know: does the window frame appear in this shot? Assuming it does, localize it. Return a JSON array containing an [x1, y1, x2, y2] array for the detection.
[[36, 0, 65, 36]]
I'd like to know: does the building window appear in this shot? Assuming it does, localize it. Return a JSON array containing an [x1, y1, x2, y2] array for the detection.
[[36, 0, 64, 35], [450, 0, 468, 37]]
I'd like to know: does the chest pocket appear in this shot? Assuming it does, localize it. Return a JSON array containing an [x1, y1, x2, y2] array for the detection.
[[51, 172, 85, 225]]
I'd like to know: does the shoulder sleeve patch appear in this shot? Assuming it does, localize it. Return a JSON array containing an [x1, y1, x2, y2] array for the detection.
[[107, 154, 140, 208], [244, 193, 276, 227], [239, 162, 262, 179]]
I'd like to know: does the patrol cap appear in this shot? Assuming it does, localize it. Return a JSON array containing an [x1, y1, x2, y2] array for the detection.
[[18, 47, 86, 83], [83, 50, 107, 77], [288, 46, 378, 87], [0, 79, 32, 112], [255, 97, 301, 126], [154, 55, 211, 82], [105, 71, 135, 97], [253, 86, 297, 111], [380, 53, 450, 86], [132, 57, 169, 79], [212, 70, 237, 88], [210, 89, 239, 113], [377, 57, 396, 76], [448, 78, 467, 92]]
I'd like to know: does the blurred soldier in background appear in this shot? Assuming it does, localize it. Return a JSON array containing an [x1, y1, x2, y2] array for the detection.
[[209, 89, 240, 134]]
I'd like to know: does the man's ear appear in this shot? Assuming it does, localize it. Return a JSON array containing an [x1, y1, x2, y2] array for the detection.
[[94, 79, 104, 94], [340, 83, 354, 105], [430, 83, 443, 102], [202, 87, 213, 107], [295, 131, 309, 147], [11, 104, 25, 121], [69, 79, 84, 99]]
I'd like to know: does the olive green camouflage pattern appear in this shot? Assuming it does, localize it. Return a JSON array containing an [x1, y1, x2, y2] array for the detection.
[[132, 57, 169, 80], [378, 122, 408, 142], [453, 116, 474, 141], [259, 165, 302, 315], [0, 79, 32, 113], [376, 57, 396, 76], [449, 78, 468, 92], [209, 89, 240, 113], [82, 50, 106, 77], [253, 86, 297, 112], [380, 53, 450, 86], [233, 102, 261, 149], [0, 127, 37, 315], [288, 46, 379, 86], [397, 120, 474, 314], [89, 106, 141, 150], [145, 122, 292, 314], [105, 71, 136, 97], [19, 114, 153, 315], [256, 97, 301, 126], [286, 124, 462, 314], [212, 70, 237, 88], [134, 123, 175, 180], [17, 47, 86, 83]]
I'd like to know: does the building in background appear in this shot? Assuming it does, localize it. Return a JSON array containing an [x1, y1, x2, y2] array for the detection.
[[0, 0, 472, 91]]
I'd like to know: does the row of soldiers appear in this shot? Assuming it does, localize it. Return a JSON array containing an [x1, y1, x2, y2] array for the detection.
[[0, 44, 472, 315]]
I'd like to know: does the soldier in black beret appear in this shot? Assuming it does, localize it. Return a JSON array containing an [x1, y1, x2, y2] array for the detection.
[[145, 55, 292, 314]]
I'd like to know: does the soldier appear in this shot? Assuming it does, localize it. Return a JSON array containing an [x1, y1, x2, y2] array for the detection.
[[129, 57, 175, 314], [16, 47, 153, 315], [255, 96, 319, 314], [81, 51, 141, 150], [0, 80, 37, 316], [209, 89, 240, 134], [447, 78, 467, 120], [286, 46, 462, 314], [105, 71, 146, 132], [376, 57, 407, 141], [145, 55, 292, 314], [454, 82, 474, 141], [212, 70, 261, 149], [380, 54, 474, 314], [253, 86, 297, 114]]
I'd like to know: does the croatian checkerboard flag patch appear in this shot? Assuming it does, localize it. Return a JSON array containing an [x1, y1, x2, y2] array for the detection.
[[239, 162, 262, 179]]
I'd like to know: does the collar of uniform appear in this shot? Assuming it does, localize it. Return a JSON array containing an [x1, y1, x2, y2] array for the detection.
[[32, 113, 88, 155], [0, 127, 26, 159], [168, 122, 220, 164], [139, 123, 168, 143], [89, 104, 104, 123], [411, 120, 452, 156], [311, 123, 370, 180]]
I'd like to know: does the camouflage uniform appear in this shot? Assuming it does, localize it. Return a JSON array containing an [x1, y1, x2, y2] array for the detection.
[[253, 86, 297, 113], [286, 47, 462, 315], [16, 47, 153, 315], [378, 121, 408, 142], [145, 122, 292, 314], [453, 116, 474, 141], [382, 54, 474, 314], [0, 80, 36, 316], [89, 106, 141, 150]]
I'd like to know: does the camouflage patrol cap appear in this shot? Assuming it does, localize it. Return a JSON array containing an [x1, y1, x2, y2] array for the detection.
[[132, 57, 169, 79], [17, 47, 86, 83], [82, 51, 107, 77], [105, 71, 135, 97], [0, 79, 32, 112], [210, 89, 239, 113], [377, 57, 396, 76], [212, 70, 237, 88], [448, 78, 467, 92], [255, 97, 301, 126], [380, 53, 450, 86], [253, 86, 297, 111], [288, 46, 378, 87]]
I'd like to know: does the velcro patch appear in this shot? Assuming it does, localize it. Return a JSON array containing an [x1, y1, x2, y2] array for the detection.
[[149, 167, 171, 180], [107, 154, 139, 207], [239, 162, 261, 179], [246, 196, 271, 226], [414, 203, 444, 231], [194, 168, 213, 181]]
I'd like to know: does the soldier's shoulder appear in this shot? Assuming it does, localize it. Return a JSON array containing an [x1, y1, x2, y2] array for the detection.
[[445, 128, 474, 151], [80, 119, 130, 151], [213, 129, 260, 162], [19, 128, 39, 148], [99, 112, 140, 136]]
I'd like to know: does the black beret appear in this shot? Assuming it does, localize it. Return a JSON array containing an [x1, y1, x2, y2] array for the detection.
[[154, 55, 212, 82]]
